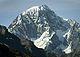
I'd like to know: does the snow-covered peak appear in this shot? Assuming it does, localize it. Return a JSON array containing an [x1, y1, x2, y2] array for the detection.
[[63, 18, 68, 21], [22, 5, 50, 15], [22, 6, 39, 15], [8, 5, 80, 57]]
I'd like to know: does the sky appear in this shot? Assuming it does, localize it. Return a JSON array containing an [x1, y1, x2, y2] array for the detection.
[[0, 0, 80, 27]]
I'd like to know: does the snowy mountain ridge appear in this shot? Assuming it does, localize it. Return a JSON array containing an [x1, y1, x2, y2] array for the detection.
[[8, 5, 80, 57]]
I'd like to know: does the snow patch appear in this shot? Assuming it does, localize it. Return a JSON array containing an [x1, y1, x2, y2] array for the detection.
[[34, 31, 55, 49], [63, 18, 68, 21], [63, 41, 72, 54]]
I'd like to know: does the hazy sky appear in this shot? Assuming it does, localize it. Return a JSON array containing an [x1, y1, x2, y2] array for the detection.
[[0, 0, 80, 27]]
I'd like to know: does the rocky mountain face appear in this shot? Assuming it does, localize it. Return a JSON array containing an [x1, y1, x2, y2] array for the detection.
[[8, 5, 80, 57], [0, 25, 46, 57], [0, 44, 16, 57]]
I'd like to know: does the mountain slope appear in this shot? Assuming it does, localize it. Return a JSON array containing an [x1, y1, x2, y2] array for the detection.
[[8, 5, 80, 57], [0, 25, 47, 57]]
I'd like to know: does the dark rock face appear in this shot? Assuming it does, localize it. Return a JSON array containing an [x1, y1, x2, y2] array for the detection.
[[0, 25, 47, 57], [0, 44, 16, 57], [29, 41, 47, 57], [0, 25, 26, 54]]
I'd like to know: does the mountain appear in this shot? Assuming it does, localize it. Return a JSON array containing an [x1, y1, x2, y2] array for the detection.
[[0, 25, 46, 57], [8, 5, 80, 57]]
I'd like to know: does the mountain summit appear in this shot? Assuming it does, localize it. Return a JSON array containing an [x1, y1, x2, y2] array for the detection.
[[8, 5, 80, 57]]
